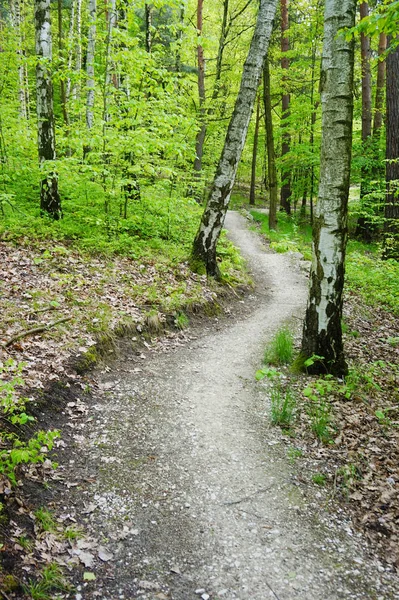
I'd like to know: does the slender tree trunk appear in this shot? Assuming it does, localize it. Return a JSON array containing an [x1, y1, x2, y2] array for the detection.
[[191, 0, 278, 277], [86, 0, 96, 130], [373, 32, 386, 142], [360, 2, 372, 142], [212, 0, 229, 101], [193, 0, 206, 195], [356, 1, 373, 240], [145, 3, 152, 53], [249, 93, 261, 206], [263, 57, 278, 230], [11, 0, 27, 119], [384, 36, 399, 258], [72, 0, 82, 100], [103, 0, 116, 125], [57, 0, 69, 125], [301, 0, 356, 376], [280, 0, 291, 214], [65, 0, 76, 104], [35, 0, 62, 219]]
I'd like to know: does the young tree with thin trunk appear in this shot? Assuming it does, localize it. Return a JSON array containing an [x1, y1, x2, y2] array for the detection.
[[35, 0, 62, 219], [86, 0, 96, 130], [384, 36, 399, 258], [193, 0, 206, 192], [373, 32, 386, 142], [249, 92, 261, 206], [145, 3, 152, 53], [263, 57, 278, 230], [280, 0, 291, 214], [301, 0, 356, 376], [191, 0, 278, 277], [355, 1, 373, 240]]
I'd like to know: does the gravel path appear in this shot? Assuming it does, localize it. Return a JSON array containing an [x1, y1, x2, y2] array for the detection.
[[75, 212, 399, 600]]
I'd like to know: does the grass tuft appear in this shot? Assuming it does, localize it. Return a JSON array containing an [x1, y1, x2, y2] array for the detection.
[[265, 327, 294, 365]]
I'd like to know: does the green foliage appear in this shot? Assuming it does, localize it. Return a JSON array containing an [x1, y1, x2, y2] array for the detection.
[[287, 447, 303, 462], [346, 245, 399, 315], [303, 378, 334, 443], [0, 360, 59, 485], [255, 366, 281, 381], [312, 473, 326, 486], [264, 327, 294, 366], [250, 210, 313, 260], [174, 312, 189, 330], [34, 508, 57, 533], [23, 563, 70, 600], [270, 384, 296, 428]]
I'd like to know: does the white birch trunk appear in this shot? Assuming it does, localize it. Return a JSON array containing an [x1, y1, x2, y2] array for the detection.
[[86, 0, 96, 129], [72, 0, 82, 100], [35, 0, 62, 218], [192, 0, 278, 276], [11, 0, 28, 118], [65, 0, 76, 103], [103, 0, 116, 124], [301, 0, 356, 376]]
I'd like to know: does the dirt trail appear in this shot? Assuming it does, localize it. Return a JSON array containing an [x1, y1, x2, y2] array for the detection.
[[72, 212, 399, 600]]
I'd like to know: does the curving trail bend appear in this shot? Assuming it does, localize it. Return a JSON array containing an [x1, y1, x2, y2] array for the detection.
[[75, 212, 399, 600]]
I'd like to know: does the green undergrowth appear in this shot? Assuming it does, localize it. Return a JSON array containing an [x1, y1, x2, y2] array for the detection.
[[250, 210, 313, 260], [1, 178, 202, 263], [250, 209, 399, 315]]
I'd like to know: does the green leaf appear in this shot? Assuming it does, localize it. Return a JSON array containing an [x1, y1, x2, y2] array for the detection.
[[83, 572, 96, 581]]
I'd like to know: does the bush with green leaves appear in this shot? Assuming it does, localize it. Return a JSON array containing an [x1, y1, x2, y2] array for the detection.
[[0, 359, 59, 485]]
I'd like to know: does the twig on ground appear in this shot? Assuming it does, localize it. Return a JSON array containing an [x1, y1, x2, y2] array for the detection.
[[266, 580, 281, 600], [3, 317, 72, 347], [222, 486, 270, 506]]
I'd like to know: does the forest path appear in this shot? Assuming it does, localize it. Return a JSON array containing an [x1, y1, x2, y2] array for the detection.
[[75, 212, 397, 600]]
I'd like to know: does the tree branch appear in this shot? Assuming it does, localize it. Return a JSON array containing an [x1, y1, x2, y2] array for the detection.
[[3, 317, 72, 348]]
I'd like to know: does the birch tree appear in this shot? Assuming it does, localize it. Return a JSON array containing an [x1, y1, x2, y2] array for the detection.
[[301, 0, 356, 376], [35, 0, 62, 219], [86, 0, 96, 129], [191, 0, 278, 277]]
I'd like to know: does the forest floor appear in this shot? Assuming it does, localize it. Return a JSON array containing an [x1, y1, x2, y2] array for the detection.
[[1, 211, 399, 599]]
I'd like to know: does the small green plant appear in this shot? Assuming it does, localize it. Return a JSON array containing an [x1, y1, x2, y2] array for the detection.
[[287, 447, 303, 462], [270, 384, 296, 428], [303, 378, 335, 443], [337, 463, 362, 495], [174, 312, 189, 330], [312, 473, 326, 486], [265, 327, 294, 365], [255, 366, 281, 381], [17, 535, 33, 551], [63, 526, 84, 541], [24, 563, 70, 600], [34, 508, 56, 532]]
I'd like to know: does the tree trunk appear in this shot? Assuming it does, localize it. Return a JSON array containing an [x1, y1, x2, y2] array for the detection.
[[57, 0, 69, 125], [356, 1, 373, 240], [191, 0, 278, 277], [249, 93, 261, 206], [65, 0, 76, 104], [280, 0, 291, 215], [384, 36, 399, 259], [35, 0, 62, 219], [263, 57, 278, 230], [11, 0, 28, 119], [145, 3, 152, 53], [301, 0, 356, 376], [72, 0, 82, 100], [212, 0, 229, 101], [373, 32, 387, 139], [193, 0, 206, 196], [86, 0, 96, 129]]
